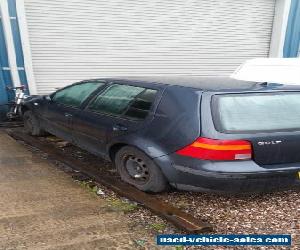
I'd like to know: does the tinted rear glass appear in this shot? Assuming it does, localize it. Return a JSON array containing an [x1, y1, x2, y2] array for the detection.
[[213, 92, 300, 133]]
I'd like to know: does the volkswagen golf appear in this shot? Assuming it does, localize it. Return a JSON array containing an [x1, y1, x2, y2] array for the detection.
[[21, 77, 300, 194]]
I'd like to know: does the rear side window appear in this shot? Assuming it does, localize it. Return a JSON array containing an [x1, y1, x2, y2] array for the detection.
[[88, 84, 157, 119], [213, 92, 300, 133], [52, 82, 104, 107], [124, 89, 157, 119]]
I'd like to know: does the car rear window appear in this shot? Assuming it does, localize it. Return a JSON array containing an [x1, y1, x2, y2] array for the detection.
[[213, 92, 300, 133]]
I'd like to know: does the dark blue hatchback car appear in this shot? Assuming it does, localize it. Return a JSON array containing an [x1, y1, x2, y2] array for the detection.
[[22, 77, 300, 194]]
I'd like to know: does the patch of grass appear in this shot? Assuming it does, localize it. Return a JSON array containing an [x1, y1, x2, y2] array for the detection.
[[46, 135, 63, 142], [175, 246, 184, 250], [78, 180, 89, 188], [149, 222, 167, 232], [134, 239, 146, 247], [78, 181, 98, 196], [77, 182, 138, 214], [107, 198, 139, 213]]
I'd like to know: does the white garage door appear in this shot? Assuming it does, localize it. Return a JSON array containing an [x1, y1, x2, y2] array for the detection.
[[24, 0, 276, 94]]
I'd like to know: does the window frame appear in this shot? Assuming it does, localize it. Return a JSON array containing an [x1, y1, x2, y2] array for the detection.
[[85, 82, 159, 121], [50, 80, 107, 109]]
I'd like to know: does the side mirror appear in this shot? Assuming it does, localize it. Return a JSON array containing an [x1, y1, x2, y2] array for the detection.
[[44, 95, 52, 101]]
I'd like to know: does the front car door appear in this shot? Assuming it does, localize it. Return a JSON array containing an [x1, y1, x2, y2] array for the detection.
[[72, 82, 160, 158], [42, 81, 105, 142]]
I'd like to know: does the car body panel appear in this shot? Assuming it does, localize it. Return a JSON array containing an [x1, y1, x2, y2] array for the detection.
[[42, 102, 78, 142]]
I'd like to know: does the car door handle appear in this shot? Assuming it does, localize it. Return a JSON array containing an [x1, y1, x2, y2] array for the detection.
[[64, 113, 72, 117], [113, 124, 128, 131]]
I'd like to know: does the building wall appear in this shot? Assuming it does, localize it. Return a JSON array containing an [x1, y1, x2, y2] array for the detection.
[[0, 0, 19, 119], [0, 0, 31, 119], [0, 17, 10, 120], [23, 0, 276, 94], [283, 0, 300, 57], [0, 0, 297, 119]]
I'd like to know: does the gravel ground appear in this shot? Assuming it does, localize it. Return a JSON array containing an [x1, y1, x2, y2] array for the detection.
[[20, 135, 300, 249], [162, 190, 300, 250]]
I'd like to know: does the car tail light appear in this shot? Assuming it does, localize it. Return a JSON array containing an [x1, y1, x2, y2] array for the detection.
[[176, 137, 252, 161]]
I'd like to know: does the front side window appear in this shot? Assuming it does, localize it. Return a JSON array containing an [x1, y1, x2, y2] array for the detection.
[[88, 84, 157, 119], [213, 92, 300, 133], [52, 82, 104, 107]]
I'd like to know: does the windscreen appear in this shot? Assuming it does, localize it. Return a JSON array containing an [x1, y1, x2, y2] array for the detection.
[[214, 92, 300, 133]]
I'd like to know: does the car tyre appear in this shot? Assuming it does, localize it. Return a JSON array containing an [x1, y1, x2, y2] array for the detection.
[[23, 110, 45, 136], [115, 146, 168, 193]]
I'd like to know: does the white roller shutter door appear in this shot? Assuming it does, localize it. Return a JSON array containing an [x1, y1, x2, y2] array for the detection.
[[24, 0, 276, 94]]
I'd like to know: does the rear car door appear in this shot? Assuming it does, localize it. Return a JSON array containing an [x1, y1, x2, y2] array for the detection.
[[72, 83, 159, 157], [42, 81, 105, 142]]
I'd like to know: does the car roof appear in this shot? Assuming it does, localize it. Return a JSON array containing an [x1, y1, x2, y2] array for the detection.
[[87, 76, 300, 92]]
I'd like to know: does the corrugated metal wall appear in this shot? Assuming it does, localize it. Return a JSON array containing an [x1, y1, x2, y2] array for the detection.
[[9, 0, 29, 91], [0, 0, 26, 120], [0, 1, 12, 119], [24, 0, 276, 94], [0, 16, 10, 120], [284, 0, 300, 57]]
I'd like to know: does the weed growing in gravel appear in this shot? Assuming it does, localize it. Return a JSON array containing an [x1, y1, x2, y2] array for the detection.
[[107, 198, 139, 213], [134, 239, 146, 247], [76, 180, 139, 213], [77, 180, 98, 196], [149, 222, 167, 232]]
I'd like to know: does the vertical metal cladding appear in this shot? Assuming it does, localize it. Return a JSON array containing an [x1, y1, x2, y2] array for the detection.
[[0, 0, 29, 120], [7, 0, 29, 92], [0, 9, 11, 119], [284, 0, 300, 57]]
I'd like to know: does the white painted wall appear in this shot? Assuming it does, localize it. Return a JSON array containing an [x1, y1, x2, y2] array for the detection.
[[16, 0, 37, 94]]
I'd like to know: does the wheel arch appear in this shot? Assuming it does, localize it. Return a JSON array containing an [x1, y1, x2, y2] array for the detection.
[[108, 137, 169, 162], [108, 143, 128, 162]]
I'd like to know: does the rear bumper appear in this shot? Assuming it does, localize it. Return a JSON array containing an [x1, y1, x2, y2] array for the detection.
[[171, 168, 300, 194], [154, 155, 300, 194]]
